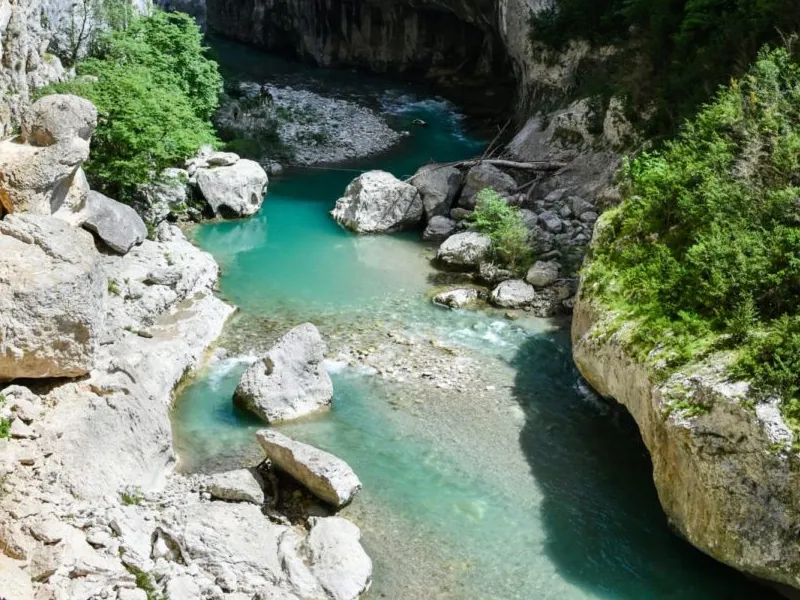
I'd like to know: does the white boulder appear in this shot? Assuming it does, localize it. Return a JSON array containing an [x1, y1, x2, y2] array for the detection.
[[256, 430, 362, 508], [234, 323, 333, 423], [490, 279, 537, 308], [82, 191, 148, 254], [436, 231, 491, 267], [331, 170, 423, 233], [195, 158, 268, 217]]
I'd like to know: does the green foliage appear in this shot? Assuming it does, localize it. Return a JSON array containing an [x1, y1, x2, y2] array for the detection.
[[0, 394, 9, 440], [42, 10, 221, 200], [468, 189, 533, 272], [584, 47, 800, 419], [120, 486, 143, 505], [125, 564, 167, 600], [530, 0, 800, 134], [107, 278, 120, 296]]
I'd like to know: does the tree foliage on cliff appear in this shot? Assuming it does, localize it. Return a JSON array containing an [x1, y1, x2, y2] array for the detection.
[[43, 10, 221, 199], [583, 47, 800, 419], [530, 0, 800, 133]]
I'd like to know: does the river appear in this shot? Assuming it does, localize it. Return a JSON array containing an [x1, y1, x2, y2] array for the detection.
[[172, 39, 779, 600]]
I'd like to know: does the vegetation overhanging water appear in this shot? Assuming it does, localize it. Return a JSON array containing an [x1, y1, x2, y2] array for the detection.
[[172, 40, 780, 600]]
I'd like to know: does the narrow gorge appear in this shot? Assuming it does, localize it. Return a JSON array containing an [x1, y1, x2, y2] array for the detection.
[[1, 0, 799, 599]]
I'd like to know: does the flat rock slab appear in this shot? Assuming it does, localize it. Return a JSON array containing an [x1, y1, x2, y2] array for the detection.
[[205, 469, 265, 505], [256, 430, 361, 508]]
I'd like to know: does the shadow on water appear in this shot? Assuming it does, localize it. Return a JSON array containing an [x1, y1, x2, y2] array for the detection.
[[509, 330, 781, 600]]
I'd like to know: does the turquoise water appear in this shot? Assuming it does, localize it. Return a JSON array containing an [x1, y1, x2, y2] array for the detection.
[[173, 45, 778, 600]]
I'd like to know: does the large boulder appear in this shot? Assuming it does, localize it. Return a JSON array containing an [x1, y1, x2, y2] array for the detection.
[[256, 430, 362, 508], [410, 164, 462, 219], [305, 517, 372, 600], [526, 260, 560, 287], [82, 191, 148, 254], [490, 279, 537, 308], [436, 231, 491, 267], [20, 94, 97, 147], [422, 215, 457, 242], [0, 95, 97, 215], [234, 323, 333, 423], [458, 163, 516, 209], [195, 158, 268, 217], [0, 215, 104, 380], [433, 288, 479, 309], [204, 469, 265, 505], [331, 170, 423, 233]]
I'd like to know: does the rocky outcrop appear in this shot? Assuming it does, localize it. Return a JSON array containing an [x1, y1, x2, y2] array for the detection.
[[436, 231, 491, 267], [572, 296, 800, 591], [0, 214, 104, 380], [0, 95, 97, 216], [204, 468, 265, 505], [234, 323, 334, 424], [257, 430, 362, 508], [194, 157, 268, 218], [331, 170, 423, 234], [135, 168, 190, 226], [410, 164, 462, 219], [82, 191, 148, 254]]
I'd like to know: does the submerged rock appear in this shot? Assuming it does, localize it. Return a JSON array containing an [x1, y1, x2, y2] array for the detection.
[[195, 158, 268, 217], [436, 231, 491, 267], [490, 279, 536, 308], [256, 430, 362, 508], [234, 323, 333, 423], [331, 170, 423, 233], [0, 214, 104, 380], [410, 164, 462, 219], [82, 191, 148, 254]]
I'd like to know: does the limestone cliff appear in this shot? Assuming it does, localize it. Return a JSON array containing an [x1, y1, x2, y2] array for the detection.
[[572, 295, 800, 592]]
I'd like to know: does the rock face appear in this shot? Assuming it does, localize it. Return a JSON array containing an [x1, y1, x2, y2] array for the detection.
[[135, 168, 190, 226], [256, 430, 362, 508], [331, 170, 423, 233], [458, 163, 516, 209], [490, 279, 536, 308], [194, 158, 268, 217], [234, 323, 334, 423], [0, 95, 97, 216], [205, 0, 514, 96], [410, 164, 462, 219], [572, 296, 800, 591], [0, 214, 104, 380], [436, 231, 491, 267], [81, 191, 148, 254]]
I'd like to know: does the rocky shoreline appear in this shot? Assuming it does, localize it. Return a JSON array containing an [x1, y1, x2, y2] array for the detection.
[[0, 95, 373, 600]]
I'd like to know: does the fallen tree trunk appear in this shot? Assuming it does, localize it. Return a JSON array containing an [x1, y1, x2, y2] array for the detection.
[[452, 158, 565, 171]]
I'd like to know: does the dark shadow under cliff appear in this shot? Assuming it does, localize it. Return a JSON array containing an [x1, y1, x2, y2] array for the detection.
[[508, 330, 782, 599]]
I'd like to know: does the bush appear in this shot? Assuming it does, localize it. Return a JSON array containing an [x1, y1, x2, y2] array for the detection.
[[468, 188, 533, 272], [42, 10, 221, 200], [584, 47, 800, 420]]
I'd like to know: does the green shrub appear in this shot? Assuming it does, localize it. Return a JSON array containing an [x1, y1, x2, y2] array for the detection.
[[42, 10, 221, 200], [0, 394, 9, 440], [584, 47, 800, 420], [468, 188, 533, 272]]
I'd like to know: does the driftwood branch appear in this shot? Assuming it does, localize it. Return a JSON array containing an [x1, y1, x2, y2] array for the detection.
[[450, 159, 565, 172]]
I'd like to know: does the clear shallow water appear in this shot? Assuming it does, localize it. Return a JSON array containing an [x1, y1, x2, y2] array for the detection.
[[174, 44, 778, 600]]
